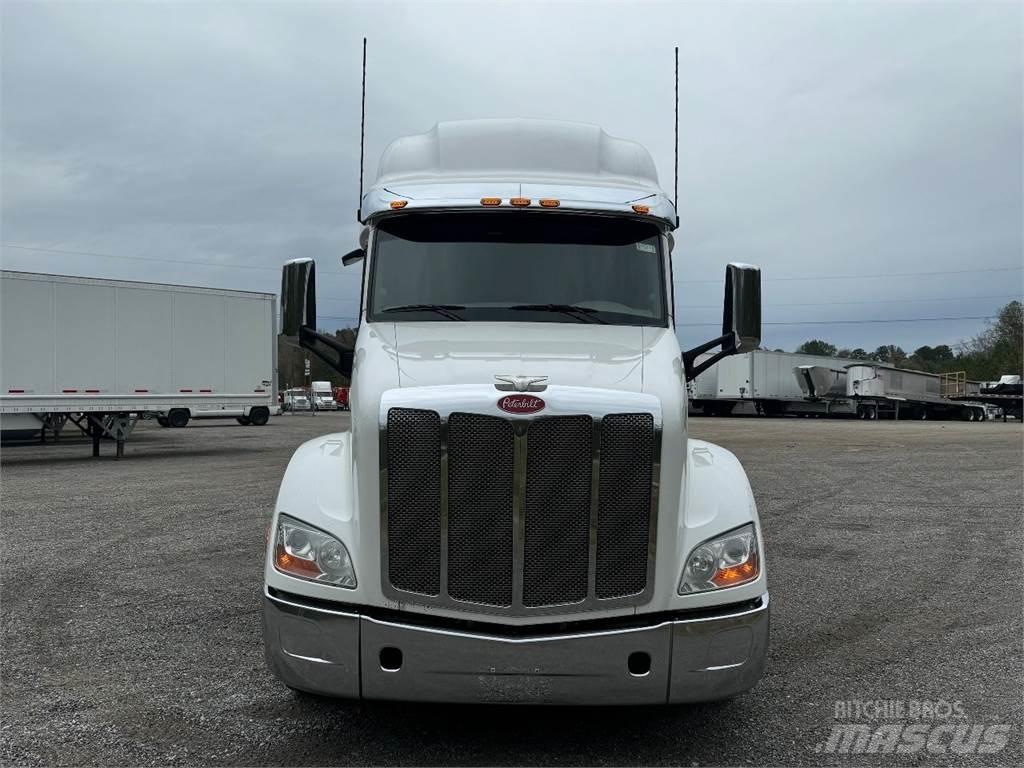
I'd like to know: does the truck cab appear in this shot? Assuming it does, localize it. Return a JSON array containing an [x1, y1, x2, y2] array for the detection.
[[310, 381, 337, 411], [264, 119, 768, 704]]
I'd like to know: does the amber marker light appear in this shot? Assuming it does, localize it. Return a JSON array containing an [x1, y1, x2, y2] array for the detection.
[[632, 204, 651, 214], [510, 197, 531, 207], [480, 197, 502, 206], [539, 199, 560, 208], [389, 200, 408, 209]]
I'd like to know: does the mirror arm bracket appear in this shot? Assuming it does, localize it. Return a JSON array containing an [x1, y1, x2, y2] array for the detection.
[[298, 326, 354, 378], [683, 333, 735, 382]]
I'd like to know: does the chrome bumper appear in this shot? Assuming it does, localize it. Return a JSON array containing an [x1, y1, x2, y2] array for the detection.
[[263, 590, 769, 705]]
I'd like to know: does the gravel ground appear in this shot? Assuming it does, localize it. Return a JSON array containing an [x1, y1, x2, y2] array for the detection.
[[1, 413, 1021, 767]]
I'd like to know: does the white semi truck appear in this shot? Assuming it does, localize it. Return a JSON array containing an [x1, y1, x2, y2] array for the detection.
[[0, 271, 276, 457], [310, 381, 337, 411], [263, 119, 768, 704]]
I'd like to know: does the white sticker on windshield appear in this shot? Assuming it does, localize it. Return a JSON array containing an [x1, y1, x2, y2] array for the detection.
[[636, 242, 656, 253]]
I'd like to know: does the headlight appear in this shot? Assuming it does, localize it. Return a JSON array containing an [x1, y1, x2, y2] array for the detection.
[[273, 514, 356, 588], [679, 523, 760, 594]]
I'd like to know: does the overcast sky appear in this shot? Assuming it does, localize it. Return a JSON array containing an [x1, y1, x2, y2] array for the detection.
[[2, 0, 1021, 353]]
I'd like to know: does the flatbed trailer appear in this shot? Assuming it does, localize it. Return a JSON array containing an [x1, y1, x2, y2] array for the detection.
[[939, 371, 1022, 420], [838, 365, 987, 421], [0, 271, 277, 457], [691, 354, 1000, 422]]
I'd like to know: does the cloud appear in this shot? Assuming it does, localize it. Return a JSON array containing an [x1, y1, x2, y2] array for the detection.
[[2, 0, 1020, 350]]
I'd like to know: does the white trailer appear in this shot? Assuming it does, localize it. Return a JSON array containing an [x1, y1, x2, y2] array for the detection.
[[690, 349, 863, 416], [0, 271, 277, 456]]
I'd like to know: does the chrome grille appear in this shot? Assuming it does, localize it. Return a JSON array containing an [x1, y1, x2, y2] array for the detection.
[[382, 406, 659, 615]]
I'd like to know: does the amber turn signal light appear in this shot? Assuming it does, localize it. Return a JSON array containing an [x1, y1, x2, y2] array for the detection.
[[632, 204, 650, 214], [710, 550, 759, 588]]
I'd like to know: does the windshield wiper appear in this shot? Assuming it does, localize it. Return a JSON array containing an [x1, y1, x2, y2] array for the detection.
[[507, 303, 608, 324], [380, 303, 466, 321]]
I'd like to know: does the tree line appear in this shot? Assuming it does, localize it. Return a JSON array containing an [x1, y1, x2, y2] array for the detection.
[[789, 301, 1022, 381]]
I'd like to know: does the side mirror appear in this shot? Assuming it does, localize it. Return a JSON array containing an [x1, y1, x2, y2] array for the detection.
[[281, 258, 317, 337], [280, 257, 354, 377], [682, 263, 762, 382], [722, 263, 761, 353], [342, 248, 364, 267], [342, 228, 369, 266]]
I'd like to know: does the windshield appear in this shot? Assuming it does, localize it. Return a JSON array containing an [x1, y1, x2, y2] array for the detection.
[[367, 212, 668, 326]]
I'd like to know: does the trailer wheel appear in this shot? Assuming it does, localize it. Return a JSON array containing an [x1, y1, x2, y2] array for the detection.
[[167, 409, 190, 428], [236, 416, 251, 426], [157, 417, 169, 428], [249, 407, 270, 426], [918, 408, 928, 420]]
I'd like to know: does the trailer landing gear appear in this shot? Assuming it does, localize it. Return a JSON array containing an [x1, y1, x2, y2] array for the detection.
[[37, 413, 68, 442], [78, 413, 138, 459]]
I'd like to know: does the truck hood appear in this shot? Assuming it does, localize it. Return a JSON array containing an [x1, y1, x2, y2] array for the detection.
[[391, 322, 644, 391]]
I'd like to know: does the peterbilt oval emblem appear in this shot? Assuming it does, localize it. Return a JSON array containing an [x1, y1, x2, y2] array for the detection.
[[497, 394, 546, 414]]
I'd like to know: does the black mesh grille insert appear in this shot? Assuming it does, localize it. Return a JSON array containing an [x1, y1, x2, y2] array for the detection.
[[523, 416, 593, 607], [386, 408, 441, 595], [447, 413, 515, 606], [596, 413, 655, 599]]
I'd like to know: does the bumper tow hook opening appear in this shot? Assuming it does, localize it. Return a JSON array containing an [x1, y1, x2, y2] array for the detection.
[[379, 646, 403, 672], [627, 651, 651, 677]]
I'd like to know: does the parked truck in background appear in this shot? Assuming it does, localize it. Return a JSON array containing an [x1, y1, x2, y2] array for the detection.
[[310, 381, 337, 411], [281, 388, 312, 412], [264, 119, 768, 704], [332, 386, 350, 410], [0, 271, 276, 456]]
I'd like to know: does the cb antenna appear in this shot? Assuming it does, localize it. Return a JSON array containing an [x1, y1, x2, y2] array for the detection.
[[673, 45, 679, 228], [357, 36, 367, 223]]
